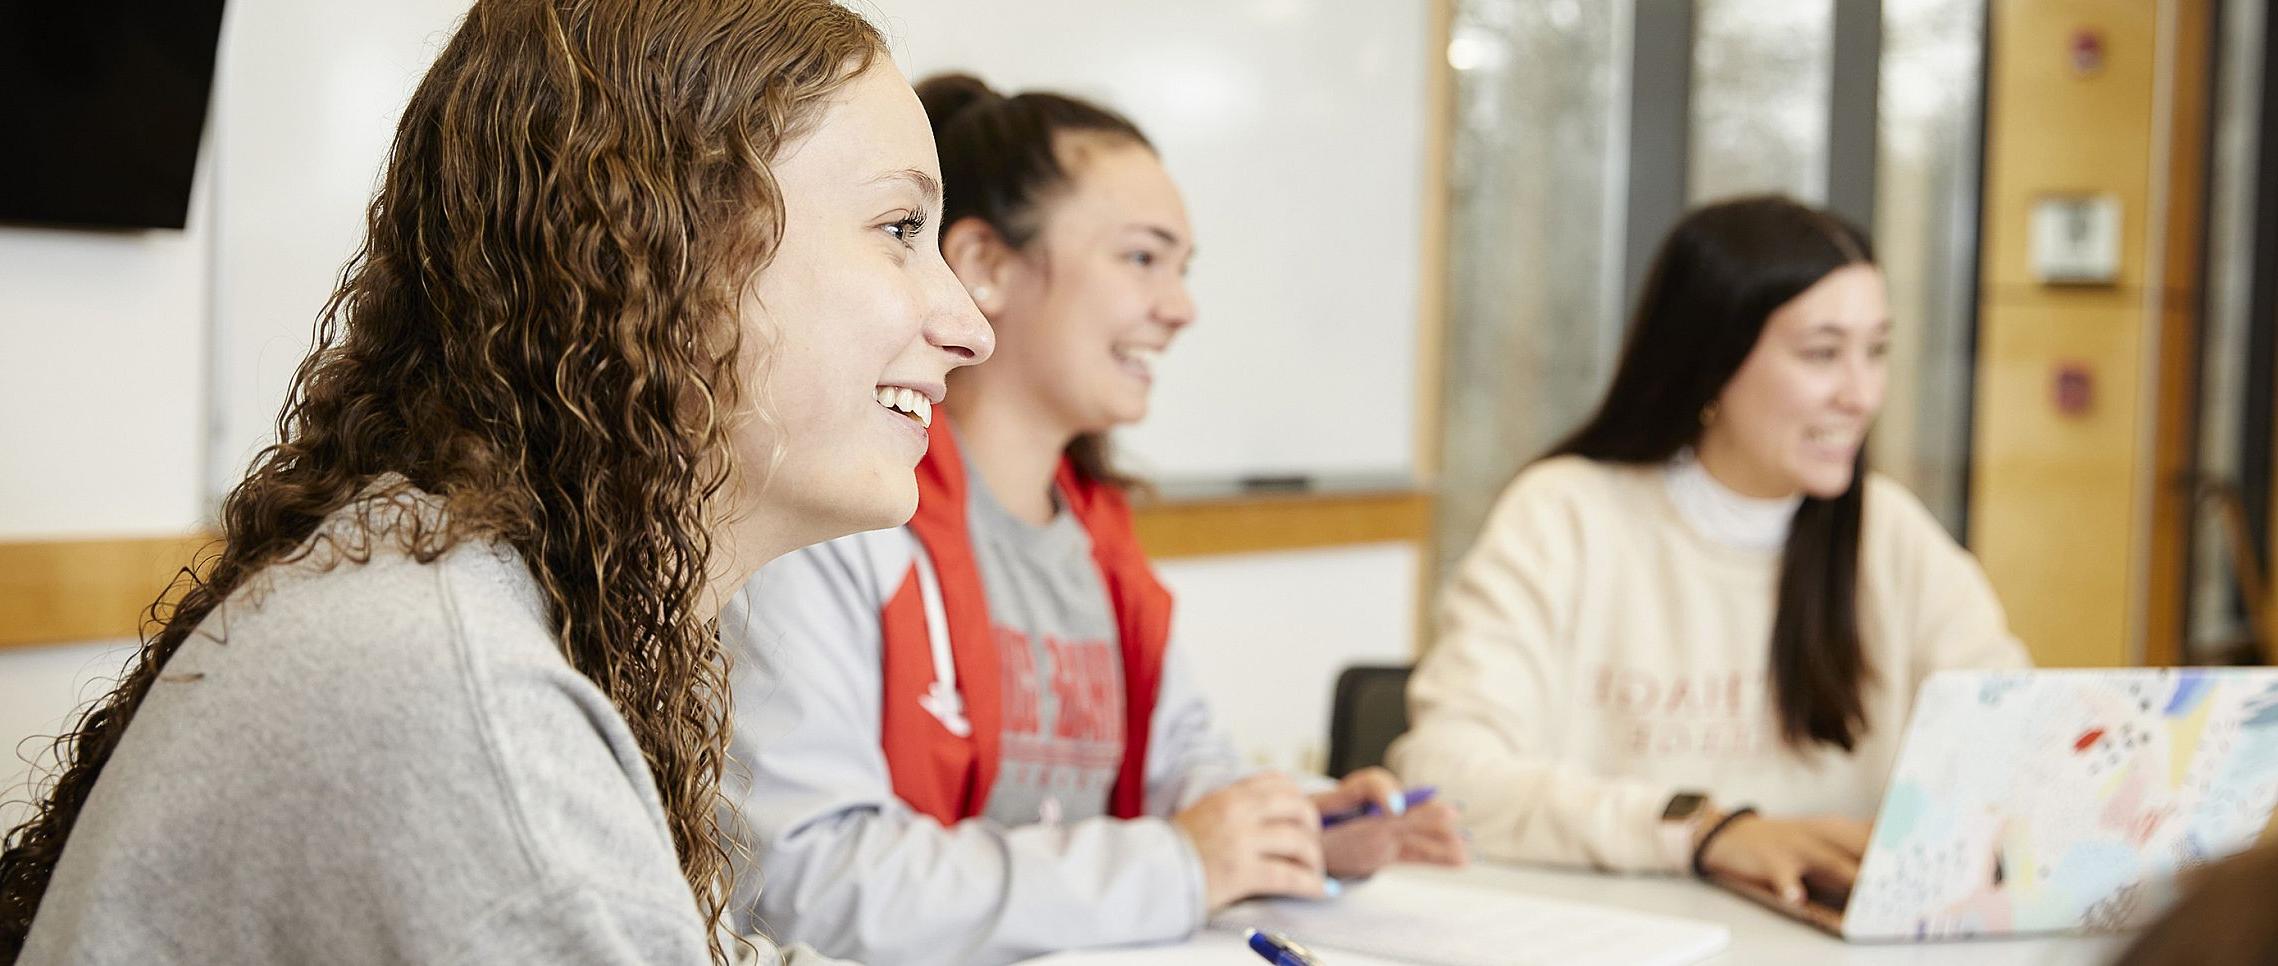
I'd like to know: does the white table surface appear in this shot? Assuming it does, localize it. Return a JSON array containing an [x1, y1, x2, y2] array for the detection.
[[1017, 862, 2126, 966]]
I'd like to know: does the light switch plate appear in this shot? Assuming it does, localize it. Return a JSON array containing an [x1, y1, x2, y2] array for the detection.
[[2030, 194, 2122, 285]]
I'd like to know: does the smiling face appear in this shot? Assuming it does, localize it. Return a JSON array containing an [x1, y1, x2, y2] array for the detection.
[[1698, 263, 1891, 500], [965, 136, 1196, 434], [732, 62, 994, 548]]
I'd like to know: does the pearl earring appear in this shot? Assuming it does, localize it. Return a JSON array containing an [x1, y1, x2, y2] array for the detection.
[[971, 285, 992, 302]]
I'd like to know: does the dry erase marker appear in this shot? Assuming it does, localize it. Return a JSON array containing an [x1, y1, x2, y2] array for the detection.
[[1245, 928, 1323, 966], [1322, 785, 1436, 829]]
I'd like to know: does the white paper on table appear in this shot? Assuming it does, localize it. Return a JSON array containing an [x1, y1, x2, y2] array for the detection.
[[1209, 869, 1730, 966]]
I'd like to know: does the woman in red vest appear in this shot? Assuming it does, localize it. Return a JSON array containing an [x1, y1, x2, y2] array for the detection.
[[717, 74, 1464, 965]]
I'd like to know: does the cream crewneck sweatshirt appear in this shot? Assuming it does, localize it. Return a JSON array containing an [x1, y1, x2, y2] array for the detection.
[[1389, 455, 2028, 873]]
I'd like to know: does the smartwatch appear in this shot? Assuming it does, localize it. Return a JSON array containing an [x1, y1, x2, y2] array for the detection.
[[1658, 791, 1713, 868]]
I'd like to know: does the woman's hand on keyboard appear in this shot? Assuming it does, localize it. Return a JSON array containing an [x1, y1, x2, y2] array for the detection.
[[1695, 813, 1872, 906]]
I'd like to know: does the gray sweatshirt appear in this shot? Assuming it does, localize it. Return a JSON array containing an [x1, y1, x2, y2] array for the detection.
[[719, 525, 1250, 966], [19, 493, 838, 966]]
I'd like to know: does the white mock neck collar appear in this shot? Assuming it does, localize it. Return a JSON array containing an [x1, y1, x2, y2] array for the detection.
[[1662, 448, 1802, 553]]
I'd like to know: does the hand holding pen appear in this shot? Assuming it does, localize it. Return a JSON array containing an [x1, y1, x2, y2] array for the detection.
[[1321, 785, 1438, 828], [1313, 770, 1469, 879]]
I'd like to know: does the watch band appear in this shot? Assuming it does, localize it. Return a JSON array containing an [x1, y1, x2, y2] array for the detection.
[[1691, 805, 1760, 878]]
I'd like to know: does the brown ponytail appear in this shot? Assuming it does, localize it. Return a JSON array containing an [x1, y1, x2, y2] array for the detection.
[[914, 71, 1155, 489]]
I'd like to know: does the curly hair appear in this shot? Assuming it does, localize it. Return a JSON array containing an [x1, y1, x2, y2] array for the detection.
[[0, 1, 881, 961]]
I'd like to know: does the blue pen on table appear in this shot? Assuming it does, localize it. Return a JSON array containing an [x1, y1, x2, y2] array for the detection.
[[1321, 785, 1436, 829], [1245, 928, 1324, 966]]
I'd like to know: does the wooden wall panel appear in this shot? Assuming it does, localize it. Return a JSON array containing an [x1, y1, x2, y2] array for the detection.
[[1973, 299, 2143, 666], [1, 492, 1436, 651], [1133, 492, 1434, 561], [1971, 0, 2211, 667], [0, 535, 214, 650]]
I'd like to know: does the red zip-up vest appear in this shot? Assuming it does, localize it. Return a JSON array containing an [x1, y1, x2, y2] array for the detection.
[[879, 418, 1175, 825]]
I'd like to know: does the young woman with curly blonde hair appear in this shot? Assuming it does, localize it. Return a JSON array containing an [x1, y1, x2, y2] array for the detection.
[[0, 2, 989, 963]]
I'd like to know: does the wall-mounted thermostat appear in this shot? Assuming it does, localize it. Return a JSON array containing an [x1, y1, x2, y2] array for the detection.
[[2030, 194, 2122, 285]]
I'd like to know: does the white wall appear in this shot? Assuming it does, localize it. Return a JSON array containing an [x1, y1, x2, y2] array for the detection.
[[206, 0, 477, 491], [0, 171, 210, 539], [1159, 543, 1419, 774]]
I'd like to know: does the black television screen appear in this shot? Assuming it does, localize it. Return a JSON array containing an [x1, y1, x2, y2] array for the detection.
[[0, 0, 230, 230]]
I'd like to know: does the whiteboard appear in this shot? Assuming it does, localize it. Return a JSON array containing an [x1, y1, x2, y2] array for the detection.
[[863, 0, 1429, 485], [208, 0, 1431, 498]]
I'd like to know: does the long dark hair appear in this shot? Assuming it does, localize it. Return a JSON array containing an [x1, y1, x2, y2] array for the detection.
[[913, 72, 1154, 488], [0, 2, 881, 961], [1548, 194, 1877, 751]]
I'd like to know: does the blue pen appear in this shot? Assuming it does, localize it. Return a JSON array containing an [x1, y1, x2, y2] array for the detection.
[[1246, 928, 1323, 966], [1322, 785, 1436, 829]]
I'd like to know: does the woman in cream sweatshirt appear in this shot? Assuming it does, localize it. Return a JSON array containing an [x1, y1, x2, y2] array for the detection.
[[1390, 195, 2027, 909]]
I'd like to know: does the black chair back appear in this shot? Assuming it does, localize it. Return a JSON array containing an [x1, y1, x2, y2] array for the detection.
[[1326, 664, 1412, 778]]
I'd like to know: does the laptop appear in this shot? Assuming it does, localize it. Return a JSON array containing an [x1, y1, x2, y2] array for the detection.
[[1713, 667, 2278, 941]]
